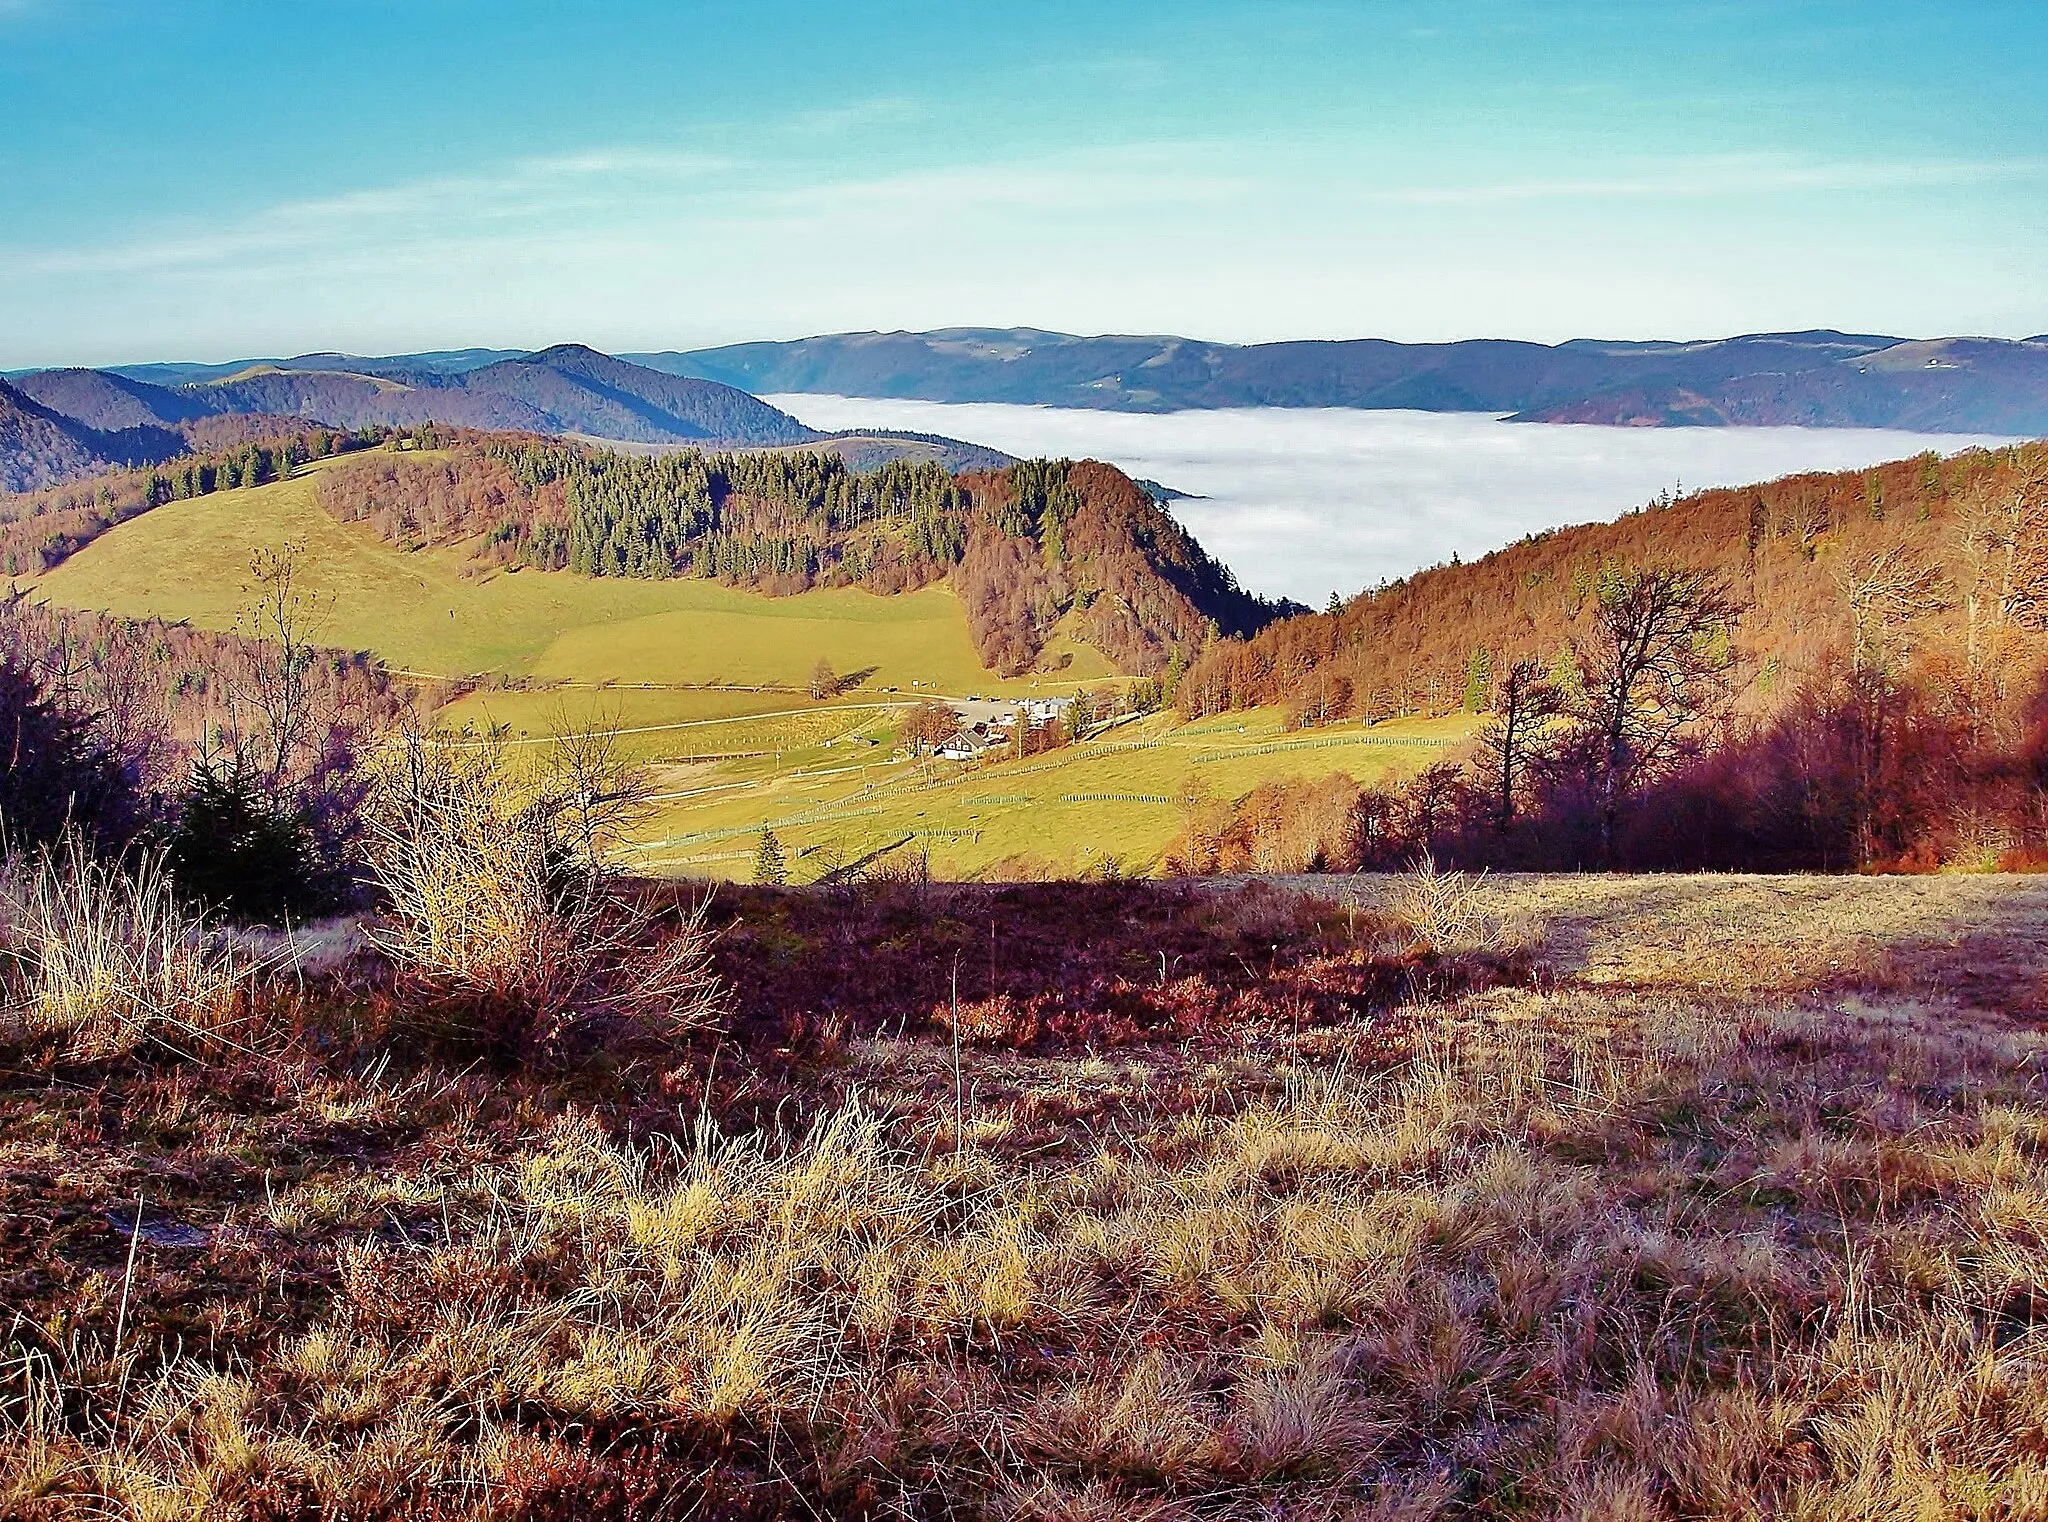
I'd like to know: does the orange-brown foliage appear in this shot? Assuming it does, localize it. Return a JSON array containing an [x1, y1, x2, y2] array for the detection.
[[1179, 441, 2048, 731]]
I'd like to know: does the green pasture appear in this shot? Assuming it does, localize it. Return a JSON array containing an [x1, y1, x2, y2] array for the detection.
[[625, 708, 1481, 880], [427, 686, 908, 767], [28, 457, 1084, 694]]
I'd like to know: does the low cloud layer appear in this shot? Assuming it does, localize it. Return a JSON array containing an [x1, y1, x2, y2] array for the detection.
[[768, 395, 2026, 605]]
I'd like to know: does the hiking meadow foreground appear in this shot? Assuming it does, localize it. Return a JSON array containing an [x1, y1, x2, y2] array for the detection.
[[6, 868, 2047, 1520]]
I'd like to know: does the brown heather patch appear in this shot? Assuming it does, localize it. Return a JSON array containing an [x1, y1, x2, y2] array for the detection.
[[708, 879, 1516, 1063], [4, 874, 2048, 1518]]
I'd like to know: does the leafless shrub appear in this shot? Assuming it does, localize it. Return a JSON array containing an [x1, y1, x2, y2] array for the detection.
[[1387, 850, 1508, 955], [363, 726, 719, 1058], [0, 838, 253, 1061]]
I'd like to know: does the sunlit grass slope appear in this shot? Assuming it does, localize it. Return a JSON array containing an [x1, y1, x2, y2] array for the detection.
[[623, 707, 1481, 879], [27, 459, 1062, 693]]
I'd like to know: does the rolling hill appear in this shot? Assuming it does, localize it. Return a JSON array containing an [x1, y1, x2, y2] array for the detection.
[[93, 348, 527, 387], [1172, 438, 2048, 727], [451, 344, 817, 444], [7, 345, 823, 460], [17, 449, 1449, 879], [9, 367, 215, 431], [0, 379, 185, 493], [308, 439, 1281, 677], [25, 462, 1024, 689], [23, 428, 2047, 879], [630, 327, 2048, 432], [3, 346, 1030, 491], [170, 343, 824, 445], [21, 326, 2045, 491], [18, 423, 1282, 682]]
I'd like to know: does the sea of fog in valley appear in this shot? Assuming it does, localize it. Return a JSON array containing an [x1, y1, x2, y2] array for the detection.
[[765, 395, 2027, 606]]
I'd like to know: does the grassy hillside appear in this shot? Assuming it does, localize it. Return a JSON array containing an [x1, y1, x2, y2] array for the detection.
[[29, 455, 1474, 878], [28, 460, 1069, 692], [313, 441, 1279, 678], [596, 705, 1478, 880]]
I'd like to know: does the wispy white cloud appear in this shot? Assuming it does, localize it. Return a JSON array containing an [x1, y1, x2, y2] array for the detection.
[[16, 118, 2041, 287], [1347, 154, 2048, 208], [759, 143, 1253, 217], [775, 97, 927, 137], [7, 119, 2048, 362], [20, 147, 732, 275], [14, 136, 1250, 281]]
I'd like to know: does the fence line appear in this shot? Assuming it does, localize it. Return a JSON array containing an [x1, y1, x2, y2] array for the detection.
[[1062, 793, 1181, 805], [1191, 735, 1455, 764]]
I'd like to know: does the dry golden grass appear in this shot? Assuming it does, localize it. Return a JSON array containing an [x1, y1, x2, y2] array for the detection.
[[0, 840, 255, 1062], [5, 872, 2048, 1517], [1254, 869, 2048, 1006], [364, 728, 721, 1059]]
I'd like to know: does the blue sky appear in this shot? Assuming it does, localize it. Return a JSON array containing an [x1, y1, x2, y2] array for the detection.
[[3, 0, 2045, 366]]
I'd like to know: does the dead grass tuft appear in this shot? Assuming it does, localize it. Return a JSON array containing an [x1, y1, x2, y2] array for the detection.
[[0, 838, 254, 1062], [1385, 850, 1519, 957]]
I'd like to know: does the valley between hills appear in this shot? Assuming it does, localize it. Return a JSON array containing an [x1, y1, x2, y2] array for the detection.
[[20, 449, 1469, 879], [18, 4, 2048, 1514]]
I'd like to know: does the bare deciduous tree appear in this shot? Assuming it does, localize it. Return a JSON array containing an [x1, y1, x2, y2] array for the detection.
[[1831, 545, 1951, 858], [899, 700, 959, 756], [225, 543, 330, 787], [0, 591, 170, 794], [545, 705, 653, 873], [1572, 564, 1744, 863], [1289, 668, 1353, 730], [1835, 543, 1949, 673], [1956, 460, 2048, 694], [1477, 658, 1559, 833]]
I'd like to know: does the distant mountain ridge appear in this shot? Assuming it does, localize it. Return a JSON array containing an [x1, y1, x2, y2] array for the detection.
[[11, 368, 218, 432], [17, 326, 2048, 492], [162, 343, 825, 446], [2, 345, 1013, 492], [0, 379, 186, 493], [625, 327, 2048, 434], [90, 349, 529, 387], [11, 344, 816, 447]]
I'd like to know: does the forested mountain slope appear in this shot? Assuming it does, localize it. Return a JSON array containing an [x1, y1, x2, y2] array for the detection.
[[10, 368, 215, 431], [4, 346, 1018, 490], [173, 344, 822, 446], [1158, 442, 2048, 875], [0, 380, 186, 493], [1175, 441, 2048, 726], [314, 438, 1284, 676]]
